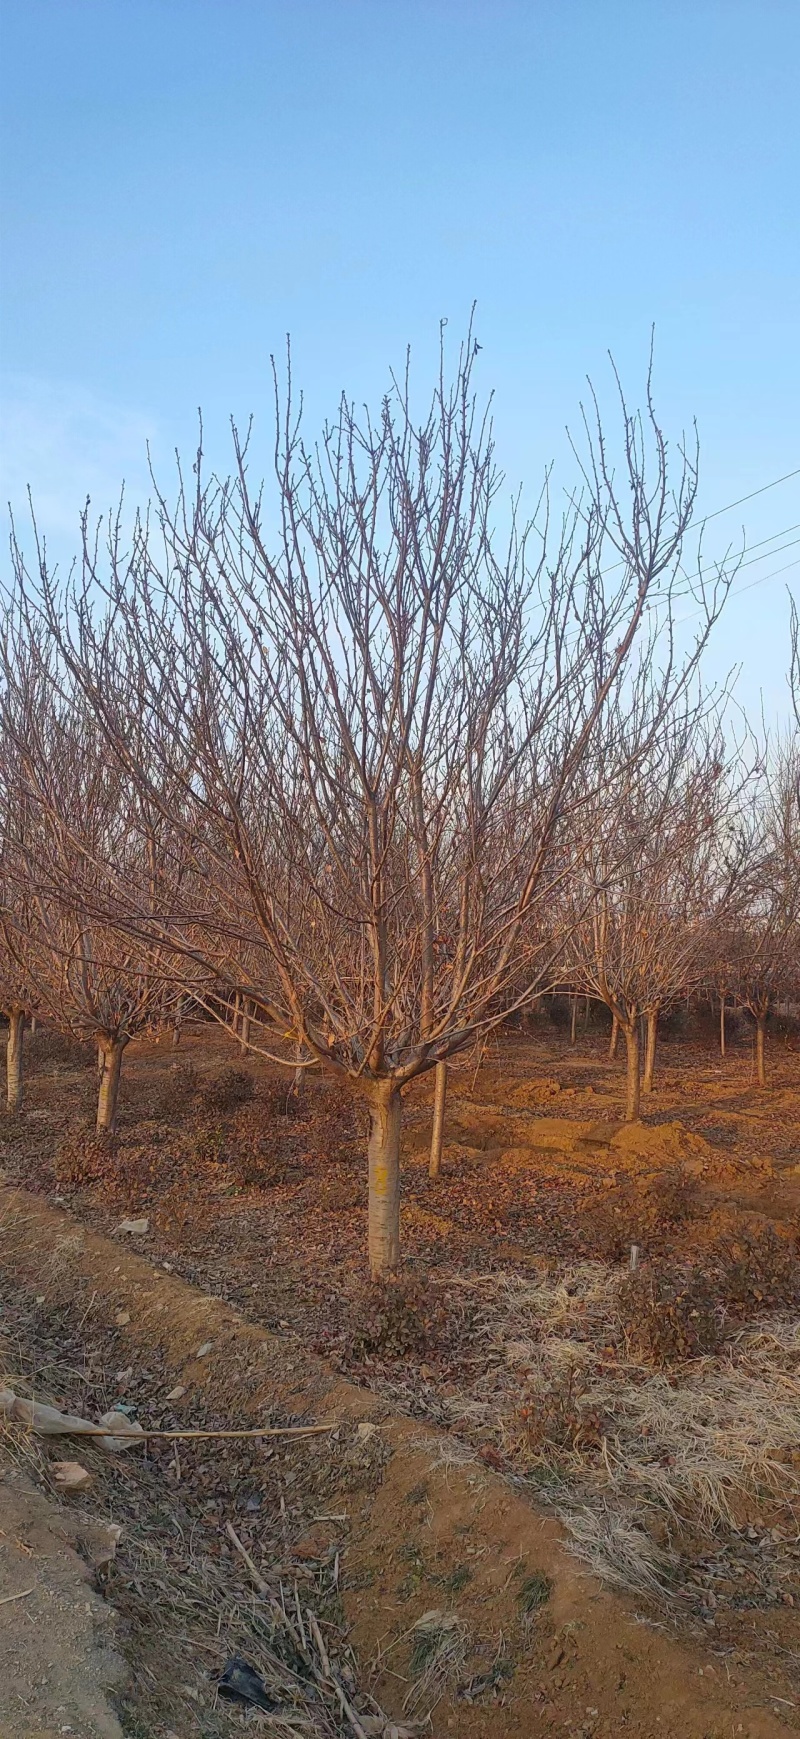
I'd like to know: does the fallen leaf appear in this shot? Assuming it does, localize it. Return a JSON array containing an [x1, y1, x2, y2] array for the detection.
[[116, 1217, 149, 1235]]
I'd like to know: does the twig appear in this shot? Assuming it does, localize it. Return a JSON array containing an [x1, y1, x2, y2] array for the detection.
[[0, 1586, 34, 1604], [306, 1606, 330, 1678], [76, 1289, 98, 1331], [225, 1521, 271, 1596], [45, 1422, 335, 1443], [331, 1680, 369, 1739], [294, 1581, 307, 1649]]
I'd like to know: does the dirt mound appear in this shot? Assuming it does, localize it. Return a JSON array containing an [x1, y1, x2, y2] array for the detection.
[[609, 1119, 714, 1169], [507, 1077, 565, 1107], [497, 1116, 757, 1185]]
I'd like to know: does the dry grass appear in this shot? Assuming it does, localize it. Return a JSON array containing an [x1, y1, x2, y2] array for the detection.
[[403, 1610, 470, 1718], [401, 1265, 800, 1611]]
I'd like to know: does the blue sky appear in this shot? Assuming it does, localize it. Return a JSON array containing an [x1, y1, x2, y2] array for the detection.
[[1, 0, 798, 720]]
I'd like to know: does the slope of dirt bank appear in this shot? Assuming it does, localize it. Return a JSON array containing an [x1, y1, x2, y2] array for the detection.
[[0, 1182, 794, 1739], [0, 1457, 126, 1737]]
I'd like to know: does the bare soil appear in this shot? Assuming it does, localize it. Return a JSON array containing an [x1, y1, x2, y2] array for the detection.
[[0, 1451, 127, 1737], [0, 1006, 799, 1734]]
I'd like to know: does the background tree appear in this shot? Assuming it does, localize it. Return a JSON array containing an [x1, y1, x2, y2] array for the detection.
[[712, 740, 800, 1086], [0, 635, 188, 1132], [564, 706, 746, 1118], [0, 894, 40, 1113]]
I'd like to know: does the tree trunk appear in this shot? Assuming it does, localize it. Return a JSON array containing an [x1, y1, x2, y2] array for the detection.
[[755, 1010, 767, 1087], [6, 1009, 24, 1113], [367, 1080, 401, 1278], [30, 1015, 37, 1037], [719, 994, 726, 1058], [171, 1018, 182, 1050], [609, 1013, 619, 1059], [429, 1059, 448, 1180], [643, 1008, 659, 1093], [624, 1021, 641, 1121], [570, 995, 578, 1046], [292, 1042, 305, 1096], [239, 997, 251, 1055], [97, 1038, 127, 1133]]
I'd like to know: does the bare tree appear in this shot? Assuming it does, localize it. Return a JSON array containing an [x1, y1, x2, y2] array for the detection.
[[0, 908, 38, 1112], [565, 708, 747, 1118], [0, 636, 188, 1132], [15, 332, 730, 1271], [0, 733, 46, 1110], [712, 738, 800, 1086]]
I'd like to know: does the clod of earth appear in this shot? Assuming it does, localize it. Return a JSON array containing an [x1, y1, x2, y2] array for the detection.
[[52, 1459, 92, 1491]]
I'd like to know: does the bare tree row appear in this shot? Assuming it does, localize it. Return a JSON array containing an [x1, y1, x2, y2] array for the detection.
[[2, 329, 793, 1272]]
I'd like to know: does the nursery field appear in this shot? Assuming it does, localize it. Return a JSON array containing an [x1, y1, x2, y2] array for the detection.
[[1, 1007, 800, 1734]]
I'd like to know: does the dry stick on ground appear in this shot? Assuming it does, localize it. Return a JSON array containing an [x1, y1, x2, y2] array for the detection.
[[225, 1519, 271, 1594], [40, 1422, 335, 1443], [15, 331, 732, 1272], [3, 1392, 336, 1443]]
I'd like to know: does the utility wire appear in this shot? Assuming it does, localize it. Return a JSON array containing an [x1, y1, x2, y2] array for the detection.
[[669, 530, 800, 604], [675, 555, 800, 627], [590, 466, 800, 583], [681, 465, 800, 535]]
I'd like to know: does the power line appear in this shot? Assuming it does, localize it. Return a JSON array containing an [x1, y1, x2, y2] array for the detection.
[[630, 522, 800, 612], [593, 467, 800, 583], [696, 519, 800, 561], [730, 554, 800, 602], [671, 529, 800, 602], [683, 465, 800, 535], [675, 554, 800, 627], [698, 529, 800, 578]]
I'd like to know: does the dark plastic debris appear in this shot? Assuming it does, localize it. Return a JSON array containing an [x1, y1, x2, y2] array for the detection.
[[217, 1655, 277, 1711]]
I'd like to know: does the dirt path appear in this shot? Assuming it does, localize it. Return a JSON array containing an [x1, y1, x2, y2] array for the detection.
[[0, 1181, 795, 1739], [0, 1457, 126, 1738]]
